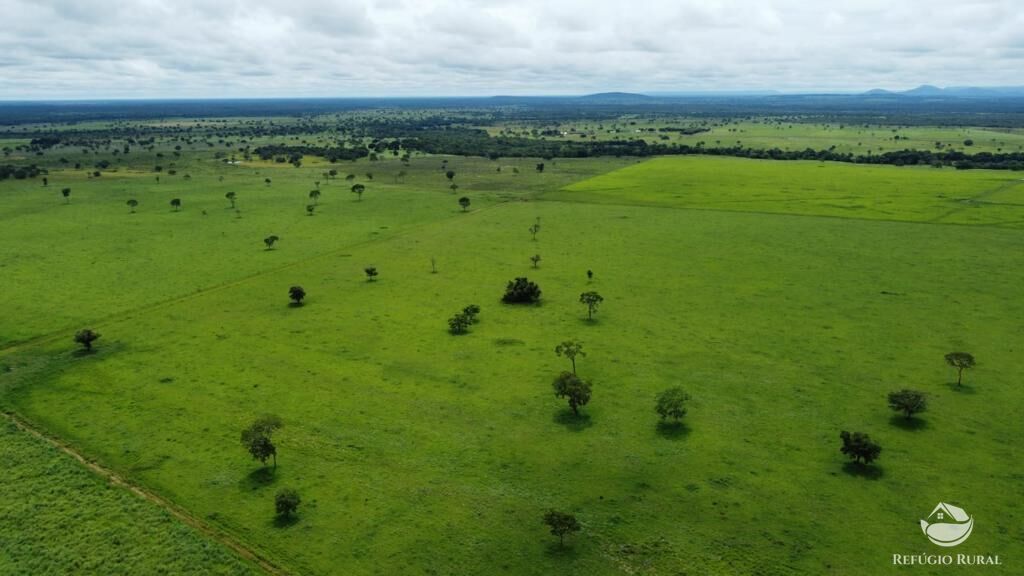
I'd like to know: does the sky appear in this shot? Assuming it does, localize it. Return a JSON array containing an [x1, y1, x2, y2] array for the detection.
[[1, 0, 1022, 99]]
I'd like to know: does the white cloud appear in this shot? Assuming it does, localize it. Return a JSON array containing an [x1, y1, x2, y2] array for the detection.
[[0, 0, 1021, 98]]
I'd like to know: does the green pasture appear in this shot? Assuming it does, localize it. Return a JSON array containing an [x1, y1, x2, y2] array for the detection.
[[496, 119, 1024, 155], [557, 156, 1024, 227], [0, 420, 256, 575], [2, 154, 1021, 574]]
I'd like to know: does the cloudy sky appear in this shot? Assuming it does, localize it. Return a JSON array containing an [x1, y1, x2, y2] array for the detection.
[[1, 0, 1022, 99]]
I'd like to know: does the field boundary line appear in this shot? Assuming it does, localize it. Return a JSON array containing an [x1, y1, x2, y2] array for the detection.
[[3, 410, 294, 576]]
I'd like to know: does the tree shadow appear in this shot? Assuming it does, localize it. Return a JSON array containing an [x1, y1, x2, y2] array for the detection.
[[71, 348, 98, 358], [272, 514, 299, 528], [544, 541, 580, 558], [553, 410, 592, 431], [889, 415, 928, 431], [841, 462, 884, 480], [287, 302, 304, 308], [656, 421, 690, 440], [238, 467, 278, 491], [945, 382, 976, 394]]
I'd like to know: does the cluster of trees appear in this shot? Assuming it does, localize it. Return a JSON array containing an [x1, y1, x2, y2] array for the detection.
[[448, 304, 480, 334], [0, 164, 44, 180], [254, 144, 368, 164], [396, 128, 1024, 170]]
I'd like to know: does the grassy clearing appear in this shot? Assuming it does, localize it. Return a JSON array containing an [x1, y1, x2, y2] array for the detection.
[[0, 154, 633, 345], [494, 119, 1024, 155], [0, 419, 257, 576], [3, 154, 1022, 573], [556, 156, 1024, 227]]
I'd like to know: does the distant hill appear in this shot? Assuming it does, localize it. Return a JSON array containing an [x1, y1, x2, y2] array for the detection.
[[862, 85, 1024, 98], [579, 92, 653, 101]]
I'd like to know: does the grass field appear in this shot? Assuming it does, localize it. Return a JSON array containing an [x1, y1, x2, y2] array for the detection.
[[0, 419, 257, 575], [493, 119, 1024, 155], [2, 151, 1022, 574]]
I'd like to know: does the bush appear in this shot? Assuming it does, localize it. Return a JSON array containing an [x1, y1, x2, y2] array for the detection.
[[275, 488, 301, 518], [502, 277, 541, 304]]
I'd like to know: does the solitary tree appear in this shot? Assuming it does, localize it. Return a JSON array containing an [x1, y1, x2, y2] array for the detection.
[[306, 204, 316, 216], [350, 183, 365, 201], [459, 196, 471, 211], [61, 188, 71, 204], [225, 191, 237, 208], [74, 329, 101, 351], [445, 170, 456, 181], [529, 223, 541, 241], [170, 198, 182, 211], [275, 488, 301, 518], [655, 387, 689, 422], [530, 254, 541, 268], [586, 269, 593, 281], [536, 162, 545, 173], [448, 313, 471, 335], [944, 352, 975, 386], [887, 389, 927, 419], [501, 277, 541, 304], [542, 510, 581, 546], [553, 372, 592, 416], [839, 431, 881, 465], [264, 235, 280, 250], [579, 291, 603, 320], [555, 340, 585, 374], [264, 178, 272, 186], [126, 198, 138, 213], [288, 285, 306, 306], [241, 415, 283, 469], [449, 183, 459, 194], [364, 266, 378, 281], [309, 189, 321, 204]]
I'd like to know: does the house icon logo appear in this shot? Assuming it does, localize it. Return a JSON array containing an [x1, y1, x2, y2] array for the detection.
[[921, 503, 974, 547]]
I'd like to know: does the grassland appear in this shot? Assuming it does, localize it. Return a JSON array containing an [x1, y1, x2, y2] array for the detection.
[[491, 119, 1024, 155], [2, 148, 1021, 574], [0, 419, 257, 575]]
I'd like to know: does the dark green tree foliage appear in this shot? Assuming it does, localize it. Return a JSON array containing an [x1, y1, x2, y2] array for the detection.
[[462, 304, 481, 322], [288, 285, 306, 305], [306, 204, 316, 216], [542, 510, 581, 546], [445, 170, 455, 181], [364, 266, 378, 281], [553, 371, 591, 415], [275, 488, 301, 518], [351, 183, 365, 201], [554, 340, 585, 374], [264, 235, 280, 249], [62, 187, 71, 203], [655, 387, 689, 421], [309, 189, 321, 204], [839, 431, 881, 465], [579, 291, 603, 320], [170, 198, 182, 211], [944, 352, 975, 386], [225, 191, 237, 208], [458, 196, 470, 211], [126, 199, 138, 213], [530, 254, 541, 268], [242, 415, 283, 469], [502, 277, 541, 304], [448, 313, 471, 334], [74, 329, 101, 351], [887, 389, 927, 419]]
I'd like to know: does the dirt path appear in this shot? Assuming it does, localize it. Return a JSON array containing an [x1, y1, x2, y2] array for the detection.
[[3, 411, 293, 576]]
